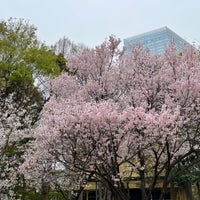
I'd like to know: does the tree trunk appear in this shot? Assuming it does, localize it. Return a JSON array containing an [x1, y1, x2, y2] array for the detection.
[[140, 170, 147, 200], [196, 182, 200, 200], [138, 150, 147, 200], [41, 183, 50, 200], [159, 170, 170, 200], [78, 191, 83, 200], [185, 182, 193, 200], [159, 142, 171, 200]]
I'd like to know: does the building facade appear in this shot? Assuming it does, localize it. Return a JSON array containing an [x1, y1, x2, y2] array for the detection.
[[124, 26, 190, 54]]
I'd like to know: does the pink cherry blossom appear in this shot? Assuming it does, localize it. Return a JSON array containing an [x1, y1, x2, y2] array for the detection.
[[22, 37, 200, 200]]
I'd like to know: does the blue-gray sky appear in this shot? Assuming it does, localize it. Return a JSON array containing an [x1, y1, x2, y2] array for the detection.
[[1, 0, 200, 47]]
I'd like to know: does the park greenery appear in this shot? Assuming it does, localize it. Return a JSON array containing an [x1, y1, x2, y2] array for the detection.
[[1, 18, 200, 200]]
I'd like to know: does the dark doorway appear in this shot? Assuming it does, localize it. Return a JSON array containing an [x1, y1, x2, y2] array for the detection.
[[129, 188, 170, 200], [129, 189, 142, 200]]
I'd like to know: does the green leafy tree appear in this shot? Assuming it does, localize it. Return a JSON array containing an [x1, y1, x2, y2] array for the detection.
[[56, 53, 68, 72], [0, 17, 60, 199], [171, 152, 200, 200]]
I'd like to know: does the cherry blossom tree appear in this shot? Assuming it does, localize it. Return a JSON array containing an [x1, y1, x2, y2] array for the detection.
[[22, 36, 129, 200], [23, 36, 200, 200], [120, 44, 200, 200]]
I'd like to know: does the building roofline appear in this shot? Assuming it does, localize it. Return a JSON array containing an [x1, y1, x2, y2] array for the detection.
[[124, 26, 168, 42], [124, 26, 190, 45]]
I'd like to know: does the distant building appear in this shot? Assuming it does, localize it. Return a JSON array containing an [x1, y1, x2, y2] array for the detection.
[[124, 26, 190, 54]]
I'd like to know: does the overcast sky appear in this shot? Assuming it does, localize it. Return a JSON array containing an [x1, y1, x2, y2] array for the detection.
[[1, 0, 200, 48]]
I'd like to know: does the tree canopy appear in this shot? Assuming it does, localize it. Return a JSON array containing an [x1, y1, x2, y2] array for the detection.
[[0, 17, 61, 199], [22, 36, 200, 200]]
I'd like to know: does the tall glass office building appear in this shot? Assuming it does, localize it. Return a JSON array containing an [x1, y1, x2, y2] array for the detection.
[[124, 27, 190, 54]]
